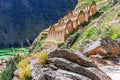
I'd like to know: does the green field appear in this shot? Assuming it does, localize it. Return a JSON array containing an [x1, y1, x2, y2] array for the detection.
[[0, 48, 29, 60]]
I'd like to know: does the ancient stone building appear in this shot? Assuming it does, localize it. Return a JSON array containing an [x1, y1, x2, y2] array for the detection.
[[82, 6, 91, 22], [42, 1, 97, 48], [47, 20, 74, 42], [49, 25, 55, 32], [89, 1, 97, 16], [73, 20, 79, 30], [77, 11, 85, 25], [67, 11, 74, 17], [58, 18, 68, 25]]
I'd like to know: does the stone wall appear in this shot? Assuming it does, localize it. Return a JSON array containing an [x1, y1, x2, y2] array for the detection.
[[66, 20, 74, 34], [73, 20, 78, 30], [77, 11, 86, 25], [89, 1, 97, 16], [47, 30, 67, 42], [49, 25, 55, 32], [82, 6, 91, 22]]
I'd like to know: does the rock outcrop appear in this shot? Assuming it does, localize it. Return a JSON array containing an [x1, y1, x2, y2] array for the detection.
[[84, 37, 120, 58], [31, 49, 111, 80]]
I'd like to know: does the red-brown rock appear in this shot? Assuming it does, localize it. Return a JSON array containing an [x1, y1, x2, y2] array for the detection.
[[84, 38, 120, 58]]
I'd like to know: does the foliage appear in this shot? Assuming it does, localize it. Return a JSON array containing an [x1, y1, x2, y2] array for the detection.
[[16, 50, 48, 80], [17, 56, 30, 69], [76, 0, 108, 9], [19, 65, 31, 80], [0, 55, 23, 80], [73, 4, 120, 49], [81, 27, 99, 43], [0, 48, 29, 60], [66, 31, 81, 49], [100, 5, 110, 12], [34, 37, 47, 51], [17, 55, 31, 80], [32, 50, 48, 65]]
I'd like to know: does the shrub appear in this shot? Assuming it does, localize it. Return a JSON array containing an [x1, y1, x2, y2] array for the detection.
[[0, 55, 22, 80], [17, 50, 48, 80], [36, 50, 48, 65], [19, 65, 31, 80], [17, 56, 30, 69], [17, 56, 31, 80]]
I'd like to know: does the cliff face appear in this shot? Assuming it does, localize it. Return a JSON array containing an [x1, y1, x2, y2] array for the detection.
[[0, 0, 77, 48]]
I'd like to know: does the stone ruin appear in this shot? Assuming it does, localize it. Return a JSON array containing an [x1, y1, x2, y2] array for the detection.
[[30, 1, 97, 49], [46, 1, 97, 42]]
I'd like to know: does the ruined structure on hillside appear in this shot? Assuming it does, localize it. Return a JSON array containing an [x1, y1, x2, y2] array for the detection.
[[31, 1, 97, 49], [47, 1, 97, 43]]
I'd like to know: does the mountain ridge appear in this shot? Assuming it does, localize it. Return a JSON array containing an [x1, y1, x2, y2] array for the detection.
[[0, 0, 77, 48]]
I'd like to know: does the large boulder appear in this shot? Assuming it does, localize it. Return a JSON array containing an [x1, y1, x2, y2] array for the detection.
[[84, 38, 120, 58], [47, 49, 96, 67], [48, 57, 111, 80], [32, 68, 91, 80]]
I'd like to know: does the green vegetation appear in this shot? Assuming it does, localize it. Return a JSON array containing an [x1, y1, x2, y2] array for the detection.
[[81, 27, 99, 43], [0, 48, 28, 60], [34, 50, 48, 65], [17, 56, 31, 80], [0, 50, 47, 80], [73, 4, 120, 49], [0, 55, 23, 80], [19, 65, 31, 80], [34, 37, 47, 51], [100, 5, 110, 12], [76, 0, 108, 9], [15, 50, 48, 80], [1, 0, 120, 80], [34, 42, 41, 51], [0, 48, 29, 79], [72, 27, 99, 49]]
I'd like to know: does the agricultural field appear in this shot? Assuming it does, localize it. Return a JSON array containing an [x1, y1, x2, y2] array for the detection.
[[0, 48, 29, 60]]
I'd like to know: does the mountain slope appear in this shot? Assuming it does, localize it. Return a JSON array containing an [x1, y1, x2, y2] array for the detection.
[[30, 0, 120, 53], [0, 0, 77, 48], [72, 3, 120, 49]]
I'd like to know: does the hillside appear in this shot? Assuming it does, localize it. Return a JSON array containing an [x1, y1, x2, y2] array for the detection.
[[0, 0, 77, 48], [73, 1, 120, 49], [30, 0, 116, 52], [0, 0, 120, 80]]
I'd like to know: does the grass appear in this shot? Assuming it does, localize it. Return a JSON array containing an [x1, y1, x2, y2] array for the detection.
[[34, 37, 47, 51], [16, 50, 48, 80], [73, 4, 120, 49], [17, 56, 30, 69], [19, 65, 31, 80], [35, 50, 48, 65], [17, 56, 31, 80], [100, 5, 110, 12], [76, 0, 108, 9]]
